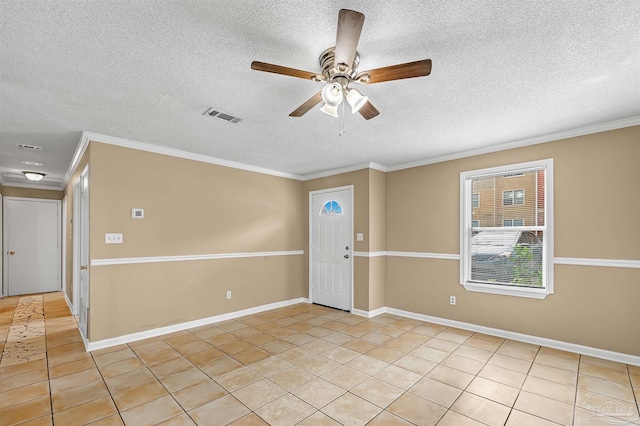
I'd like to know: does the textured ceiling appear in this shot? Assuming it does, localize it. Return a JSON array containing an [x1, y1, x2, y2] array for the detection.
[[1, 0, 639, 187]]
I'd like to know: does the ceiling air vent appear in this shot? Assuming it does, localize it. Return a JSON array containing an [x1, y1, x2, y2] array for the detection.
[[203, 108, 242, 124], [16, 143, 44, 150]]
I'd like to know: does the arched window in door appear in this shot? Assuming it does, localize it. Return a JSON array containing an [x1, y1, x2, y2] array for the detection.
[[320, 200, 342, 215]]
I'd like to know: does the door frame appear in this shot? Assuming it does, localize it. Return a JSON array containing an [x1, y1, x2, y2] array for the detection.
[[308, 185, 354, 312], [72, 164, 89, 316], [62, 195, 67, 296], [2, 196, 62, 296]]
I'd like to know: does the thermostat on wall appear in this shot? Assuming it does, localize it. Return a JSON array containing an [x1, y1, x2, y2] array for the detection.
[[132, 208, 144, 219]]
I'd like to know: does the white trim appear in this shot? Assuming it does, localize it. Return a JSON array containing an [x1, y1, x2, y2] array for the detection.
[[352, 307, 386, 318], [302, 162, 388, 181], [85, 297, 307, 352], [64, 291, 74, 316], [384, 116, 640, 172], [462, 282, 548, 299], [309, 185, 354, 313], [0, 182, 64, 190], [61, 196, 67, 293], [353, 251, 386, 258], [348, 251, 639, 269], [555, 257, 640, 269], [384, 307, 640, 367], [2, 197, 62, 297], [82, 132, 303, 181], [460, 159, 554, 298], [91, 250, 304, 266], [386, 251, 460, 260], [62, 132, 91, 190]]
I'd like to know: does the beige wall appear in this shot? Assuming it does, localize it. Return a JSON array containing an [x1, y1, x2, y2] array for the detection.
[[87, 142, 305, 340], [385, 126, 640, 355], [0, 186, 64, 200]]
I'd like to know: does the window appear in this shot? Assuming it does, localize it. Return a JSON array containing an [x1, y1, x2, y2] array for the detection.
[[503, 189, 524, 206], [460, 159, 553, 299], [320, 200, 342, 215], [472, 193, 479, 208]]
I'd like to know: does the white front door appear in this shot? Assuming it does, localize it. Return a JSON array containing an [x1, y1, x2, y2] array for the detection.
[[4, 197, 61, 296], [310, 187, 352, 311]]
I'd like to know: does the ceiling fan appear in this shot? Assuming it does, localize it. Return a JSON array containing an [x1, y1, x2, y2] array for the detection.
[[251, 9, 432, 120]]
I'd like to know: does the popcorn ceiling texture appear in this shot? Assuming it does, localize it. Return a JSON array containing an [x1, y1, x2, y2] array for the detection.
[[0, 0, 639, 179]]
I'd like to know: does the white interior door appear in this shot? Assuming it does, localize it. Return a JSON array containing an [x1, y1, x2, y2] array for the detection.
[[4, 197, 61, 296], [78, 168, 90, 339], [310, 187, 352, 311]]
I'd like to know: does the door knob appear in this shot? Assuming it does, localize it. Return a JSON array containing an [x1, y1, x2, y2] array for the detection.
[[344, 254, 349, 259], [8, 251, 15, 255], [80, 265, 87, 270]]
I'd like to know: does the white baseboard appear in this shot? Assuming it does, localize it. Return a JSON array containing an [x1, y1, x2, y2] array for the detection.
[[86, 297, 307, 352], [63, 292, 74, 316], [352, 307, 386, 318], [355, 306, 640, 366]]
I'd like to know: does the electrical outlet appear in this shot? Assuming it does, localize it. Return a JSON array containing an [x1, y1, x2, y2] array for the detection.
[[226, 291, 231, 300], [450, 296, 456, 305]]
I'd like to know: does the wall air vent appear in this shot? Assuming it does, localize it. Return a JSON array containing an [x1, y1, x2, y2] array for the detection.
[[203, 108, 242, 124], [16, 143, 44, 150]]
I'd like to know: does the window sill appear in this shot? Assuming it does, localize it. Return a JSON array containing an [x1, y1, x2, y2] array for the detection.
[[462, 282, 549, 299]]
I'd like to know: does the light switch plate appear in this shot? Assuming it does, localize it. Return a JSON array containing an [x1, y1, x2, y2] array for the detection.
[[105, 233, 123, 244], [356, 233, 364, 241]]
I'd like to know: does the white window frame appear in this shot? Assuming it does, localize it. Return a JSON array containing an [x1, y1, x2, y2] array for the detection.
[[502, 189, 525, 206], [503, 218, 524, 227], [460, 159, 554, 299]]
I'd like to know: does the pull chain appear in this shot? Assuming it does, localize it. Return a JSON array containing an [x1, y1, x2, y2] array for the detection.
[[338, 102, 345, 136]]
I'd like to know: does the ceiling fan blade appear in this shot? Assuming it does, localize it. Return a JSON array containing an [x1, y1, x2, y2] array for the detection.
[[359, 59, 432, 84], [251, 61, 319, 81], [334, 9, 365, 71], [289, 92, 323, 117], [358, 101, 380, 120]]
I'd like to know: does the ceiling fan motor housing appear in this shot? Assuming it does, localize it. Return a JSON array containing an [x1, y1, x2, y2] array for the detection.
[[319, 47, 360, 88]]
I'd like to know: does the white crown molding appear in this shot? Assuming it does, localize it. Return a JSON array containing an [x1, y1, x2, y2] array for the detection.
[[60, 132, 91, 190], [0, 181, 64, 190], [301, 162, 389, 181], [91, 250, 304, 266], [86, 297, 307, 352], [384, 115, 640, 172], [56, 118, 639, 190], [81, 131, 304, 181]]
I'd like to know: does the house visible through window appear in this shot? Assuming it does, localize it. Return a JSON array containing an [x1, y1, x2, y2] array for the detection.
[[503, 189, 524, 206], [460, 159, 553, 299], [472, 193, 479, 208]]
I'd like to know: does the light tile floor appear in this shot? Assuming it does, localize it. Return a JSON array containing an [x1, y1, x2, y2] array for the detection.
[[0, 292, 639, 425]]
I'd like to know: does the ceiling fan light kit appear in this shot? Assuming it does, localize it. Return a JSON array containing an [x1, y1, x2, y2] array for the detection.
[[251, 9, 432, 124]]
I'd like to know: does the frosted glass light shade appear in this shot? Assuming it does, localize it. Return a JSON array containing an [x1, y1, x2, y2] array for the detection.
[[346, 88, 368, 113], [320, 103, 339, 117], [321, 83, 344, 107], [23, 172, 45, 181]]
